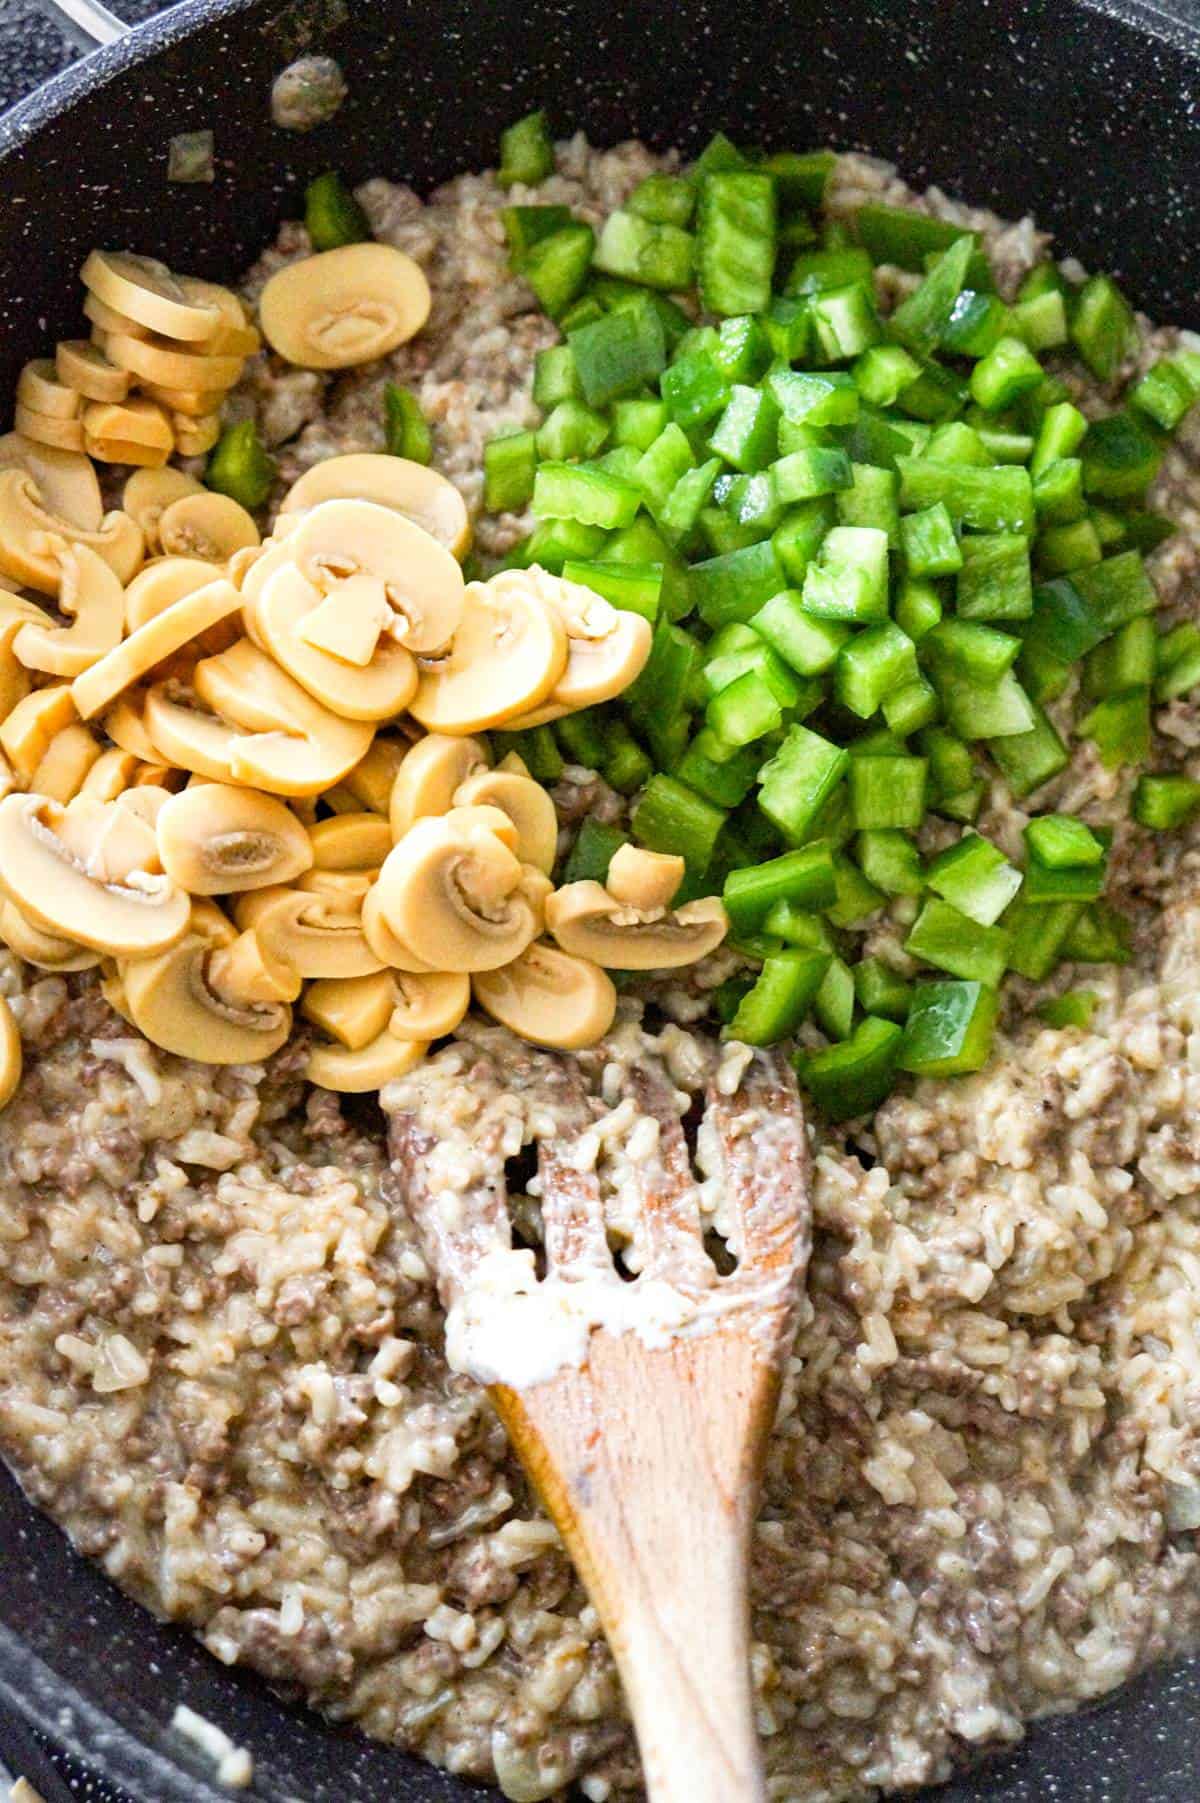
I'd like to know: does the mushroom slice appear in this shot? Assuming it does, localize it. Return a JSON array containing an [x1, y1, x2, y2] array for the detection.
[[104, 332, 245, 393], [302, 970, 396, 1049], [236, 535, 295, 609], [105, 692, 161, 762], [190, 639, 375, 797], [142, 688, 243, 783], [372, 808, 540, 974], [288, 499, 465, 656], [410, 572, 569, 735], [309, 811, 393, 871], [0, 684, 77, 782], [18, 360, 81, 420], [158, 492, 261, 563], [55, 794, 161, 882], [156, 783, 314, 894], [451, 769, 558, 875], [177, 278, 261, 357], [234, 883, 384, 979], [307, 1028, 428, 1093], [124, 556, 221, 632], [56, 340, 130, 404], [84, 435, 171, 471], [0, 469, 143, 596], [0, 792, 189, 956], [0, 433, 103, 532], [140, 384, 230, 424], [299, 868, 377, 900], [119, 930, 292, 1065], [605, 843, 685, 912], [14, 544, 125, 678], [0, 590, 52, 724], [173, 415, 222, 458], [388, 968, 470, 1041], [12, 406, 85, 453], [344, 736, 410, 816], [80, 746, 141, 801], [123, 468, 205, 554], [82, 292, 150, 340], [81, 398, 174, 452], [544, 881, 729, 971], [251, 562, 418, 722], [31, 723, 103, 803], [206, 928, 302, 1004], [389, 732, 490, 838], [473, 942, 617, 1050], [360, 885, 438, 973], [280, 453, 471, 559], [259, 244, 431, 370], [520, 567, 653, 715], [71, 577, 243, 719], [0, 994, 20, 1110], [82, 251, 222, 343], [0, 897, 98, 972]]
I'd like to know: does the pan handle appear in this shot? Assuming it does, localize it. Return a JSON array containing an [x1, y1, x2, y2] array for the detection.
[[26, 0, 128, 52]]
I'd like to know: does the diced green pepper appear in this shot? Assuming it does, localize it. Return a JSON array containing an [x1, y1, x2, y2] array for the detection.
[[305, 171, 369, 249], [905, 897, 1009, 985], [797, 1015, 903, 1119], [205, 421, 277, 511], [727, 949, 831, 1044], [926, 831, 1022, 925], [897, 980, 998, 1075], [484, 429, 538, 512]]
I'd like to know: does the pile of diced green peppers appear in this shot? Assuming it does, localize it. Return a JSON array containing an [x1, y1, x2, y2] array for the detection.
[[455, 117, 1200, 1117]]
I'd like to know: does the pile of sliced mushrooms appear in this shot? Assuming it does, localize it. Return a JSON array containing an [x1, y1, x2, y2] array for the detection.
[[0, 243, 730, 1109]]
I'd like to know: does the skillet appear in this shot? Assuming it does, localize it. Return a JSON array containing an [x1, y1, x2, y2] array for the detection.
[[1, 0, 1200, 1794]]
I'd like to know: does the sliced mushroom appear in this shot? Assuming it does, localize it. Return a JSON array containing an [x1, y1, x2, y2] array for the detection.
[[30, 722, 103, 802], [0, 993, 20, 1110], [13, 406, 85, 454], [605, 844, 685, 912], [301, 969, 396, 1049], [104, 692, 162, 762], [82, 397, 173, 451], [103, 331, 245, 394], [388, 968, 470, 1041], [54, 794, 162, 882], [173, 415, 222, 458], [124, 556, 220, 632], [360, 885, 438, 973], [0, 897, 99, 971], [71, 577, 243, 719], [509, 567, 653, 723], [156, 784, 314, 894], [123, 468, 205, 554], [83, 434, 171, 471], [0, 433, 103, 531], [409, 571, 568, 734], [82, 291, 150, 340], [388, 732, 490, 838], [259, 243, 431, 370], [13, 544, 125, 678], [158, 492, 261, 562], [177, 277, 261, 357], [473, 942, 617, 1050], [139, 379, 229, 419], [250, 562, 418, 722], [79, 746, 141, 801], [0, 791, 189, 955], [288, 498, 465, 655], [236, 535, 294, 608], [279, 452, 471, 558], [451, 768, 558, 874], [0, 469, 143, 596], [309, 811, 393, 871], [307, 1028, 428, 1093], [0, 590, 51, 725], [190, 639, 374, 797], [299, 868, 377, 900], [206, 928, 302, 1004], [343, 736, 410, 816], [56, 340, 130, 404], [81, 250, 222, 342], [372, 808, 540, 973], [544, 881, 729, 970], [234, 882, 383, 978], [119, 928, 292, 1065], [0, 684, 77, 781], [141, 688, 242, 783], [18, 360, 81, 420]]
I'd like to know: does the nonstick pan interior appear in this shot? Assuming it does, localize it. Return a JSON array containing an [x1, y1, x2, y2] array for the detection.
[[1, 0, 1199, 1795]]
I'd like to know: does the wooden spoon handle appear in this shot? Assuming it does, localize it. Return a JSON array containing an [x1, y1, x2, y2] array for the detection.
[[494, 1332, 774, 1803]]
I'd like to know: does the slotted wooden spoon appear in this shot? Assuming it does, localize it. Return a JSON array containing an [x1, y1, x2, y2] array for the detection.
[[389, 1045, 811, 1803]]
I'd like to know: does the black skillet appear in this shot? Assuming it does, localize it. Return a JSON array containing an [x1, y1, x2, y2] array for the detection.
[[1, 0, 1200, 1795]]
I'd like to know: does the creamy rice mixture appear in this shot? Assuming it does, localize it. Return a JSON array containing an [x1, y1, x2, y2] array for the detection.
[[3, 135, 1200, 1802]]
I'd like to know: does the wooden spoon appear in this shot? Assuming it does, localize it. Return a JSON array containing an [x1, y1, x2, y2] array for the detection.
[[388, 1044, 811, 1803]]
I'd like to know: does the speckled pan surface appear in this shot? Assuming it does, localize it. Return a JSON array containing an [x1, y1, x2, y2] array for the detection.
[[1, 1, 1200, 1799]]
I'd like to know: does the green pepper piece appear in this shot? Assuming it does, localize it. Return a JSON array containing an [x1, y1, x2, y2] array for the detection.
[[205, 421, 276, 511], [383, 383, 432, 465], [897, 979, 998, 1075], [727, 949, 831, 1045], [796, 1016, 903, 1118], [304, 171, 369, 250], [498, 110, 555, 189]]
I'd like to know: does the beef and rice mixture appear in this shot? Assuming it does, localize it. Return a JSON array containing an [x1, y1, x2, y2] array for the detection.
[[3, 136, 1200, 1803]]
